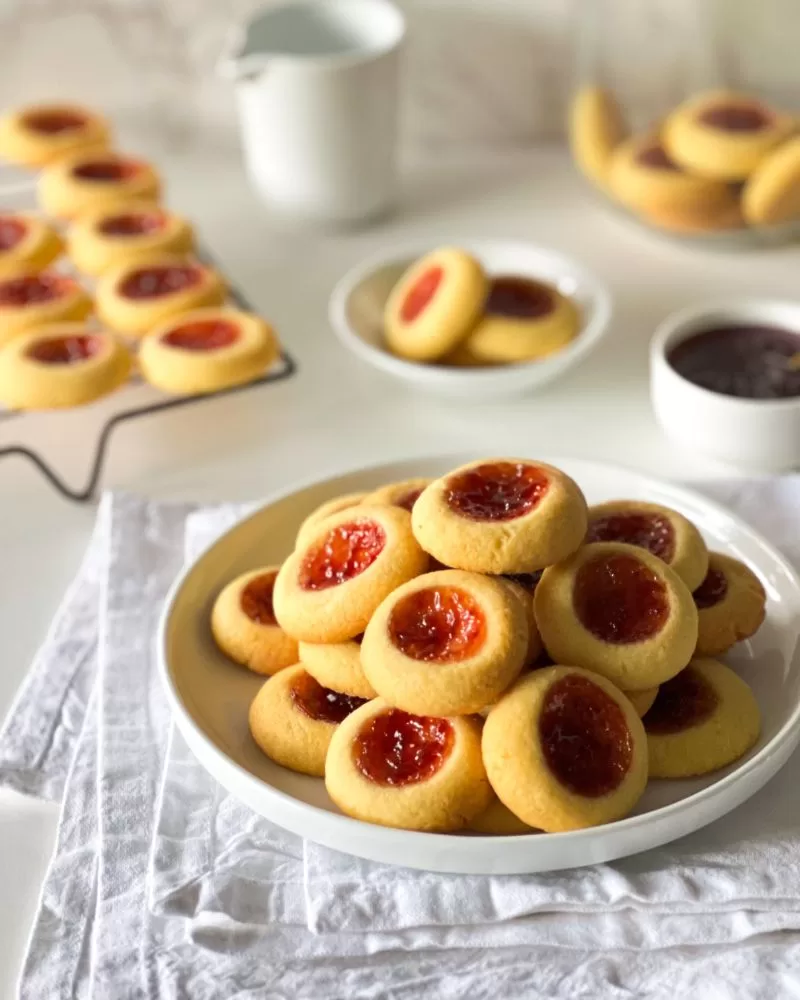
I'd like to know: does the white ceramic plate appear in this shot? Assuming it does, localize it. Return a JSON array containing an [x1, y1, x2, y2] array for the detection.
[[159, 454, 800, 874], [328, 239, 612, 399]]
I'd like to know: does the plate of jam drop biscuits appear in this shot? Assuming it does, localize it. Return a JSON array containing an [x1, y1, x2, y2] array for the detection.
[[159, 454, 800, 873]]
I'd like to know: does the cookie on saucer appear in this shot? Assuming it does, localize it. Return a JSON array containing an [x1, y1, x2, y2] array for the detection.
[[693, 552, 766, 656]]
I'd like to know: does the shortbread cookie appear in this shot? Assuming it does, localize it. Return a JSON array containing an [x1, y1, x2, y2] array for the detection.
[[693, 552, 766, 656], [38, 151, 161, 220], [503, 578, 543, 665], [412, 458, 587, 574], [534, 542, 698, 690], [139, 308, 278, 395], [95, 254, 225, 337], [586, 499, 708, 591], [295, 492, 369, 549], [211, 567, 298, 676], [625, 685, 659, 718], [645, 658, 760, 778], [663, 90, 793, 182], [0, 213, 63, 278], [0, 103, 110, 168], [384, 248, 488, 361], [274, 505, 428, 643], [0, 324, 130, 409], [325, 700, 492, 831], [298, 636, 376, 699], [249, 664, 366, 777], [361, 569, 529, 716], [469, 796, 536, 835], [742, 136, 800, 227], [0, 271, 92, 347], [362, 478, 432, 512], [569, 85, 627, 190], [68, 203, 194, 277], [483, 667, 648, 832]]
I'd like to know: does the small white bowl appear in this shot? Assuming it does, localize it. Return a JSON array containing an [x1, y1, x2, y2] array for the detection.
[[328, 238, 612, 400], [651, 299, 800, 471]]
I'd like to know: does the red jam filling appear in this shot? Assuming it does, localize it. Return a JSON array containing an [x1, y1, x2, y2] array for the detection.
[[290, 671, 366, 724], [118, 265, 201, 301], [0, 217, 27, 252], [163, 319, 239, 352], [574, 553, 669, 644], [98, 211, 165, 237], [299, 519, 385, 591], [239, 572, 278, 625], [27, 334, 100, 365], [23, 109, 87, 134], [486, 276, 555, 319], [72, 158, 140, 182], [700, 104, 770, 132], [388, 586, 486, 662], [505, 569, 544, 593], [0, 273, 70, 307], [586, 512, 676, 562], [445, 461, 549, 522], [645, 666, 719, 734], [395, 487, 424, 512], [400, 265, 443, 323], [693, 566, 729, 610], [354, 709, 454, 786], [637, 143, 680, 170], [539, 674, 633, 796]]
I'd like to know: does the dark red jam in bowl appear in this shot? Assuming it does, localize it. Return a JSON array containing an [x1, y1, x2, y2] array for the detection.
[[668, 324, 800, 400]]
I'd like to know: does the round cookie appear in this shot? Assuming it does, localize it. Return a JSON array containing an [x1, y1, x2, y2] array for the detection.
[[459, 276, 579, 365], [586, 499, 709, 591], [439, 339, 491, 367], [211, 567, 298, 676], [569, 85, 627, 190], [663, 90, 793, 182], [139, 308, 278, 395], [68, 203, 194, 277], [503, 579, 543, 665], [412, 458, 587, 574], [274, 505, 429, 644], [469, 796, 536, 835], [693, 552, 766, 656], [534, 541, 698, 691], [362, 478, 432, 513], [361, 569, 529, 716], [482, 666, 648, 832], [742, 135, 800, 227], [249, 664, 367, 777], [38, 150, 161, 220], [0, 213, 63, 278], [383, 248, 488, 362], [636, 197, 744, 235], [0, 271, 92, 347], [325, 699, 492, 831], [298, 637, 376, 699], [0, 324, 131, 409], [295, 492, 369, 549], [0, 103, 110, 168], [95, 254, 226, 337], [644, 658, 760, 778], [625, 685, 659, 718]]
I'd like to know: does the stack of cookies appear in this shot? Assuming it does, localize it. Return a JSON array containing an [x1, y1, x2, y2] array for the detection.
[[212, 458, 766, 835], [0, 101, 279, 410]]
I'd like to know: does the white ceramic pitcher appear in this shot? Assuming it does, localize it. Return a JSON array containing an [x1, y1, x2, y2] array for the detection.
[[220, 0, 405, 225]]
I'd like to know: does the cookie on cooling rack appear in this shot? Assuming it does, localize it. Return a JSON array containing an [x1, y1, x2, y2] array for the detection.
[[0, 103, 110, 168], [0, 213, 63, 278], [38, 150, 161, 220]]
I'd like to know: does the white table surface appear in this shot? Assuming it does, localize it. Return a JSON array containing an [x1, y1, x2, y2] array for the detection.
[[1, 143, 799, 996]]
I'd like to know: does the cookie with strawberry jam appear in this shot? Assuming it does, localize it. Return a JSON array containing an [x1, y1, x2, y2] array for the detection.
[[693, 552, 766, 656], [0, 103, 110, 168], [38, 150, 160, 219], [362, 478, 432, 512], [298, 635, 376, 700], [0, 213, 63, 278], [0, 270, 92, 347]]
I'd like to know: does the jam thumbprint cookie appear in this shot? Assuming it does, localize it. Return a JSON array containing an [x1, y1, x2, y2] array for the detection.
[[68, 203, 194, 277], [645, 658, 760, 778], [460, 276, 579, 365], [249, 665, 366, 777], [412, 458, 587, 574], [298, 637, 376, 699], [325, 700, 491, 831], [0, 271, 92, 347], [0, 214, 63, 278], [586, 499, 709, 591], [384, 248, 488, 361], [569, 85, 627, 190], [742, 135, 800, 227], [483, 667, 648, 832], [95, 254, 225, 337], [295, 492, 369, 549], [625, 685, 659, 718], [693, 552, 766, 656], [469, 795, 536, 835], [534, 542, 698, 690], [139, 308, 278, 395], [38, 151, 161, 220], [503, 579, 543, 665], [211, 567, 298, 676], [663, 90, 793, 182], [361, 569, 529, 716], [273, 505, 428, 644], [362, 478, 432, 512], [0, 324, 131, 409], [0, 103, 110, 168]]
